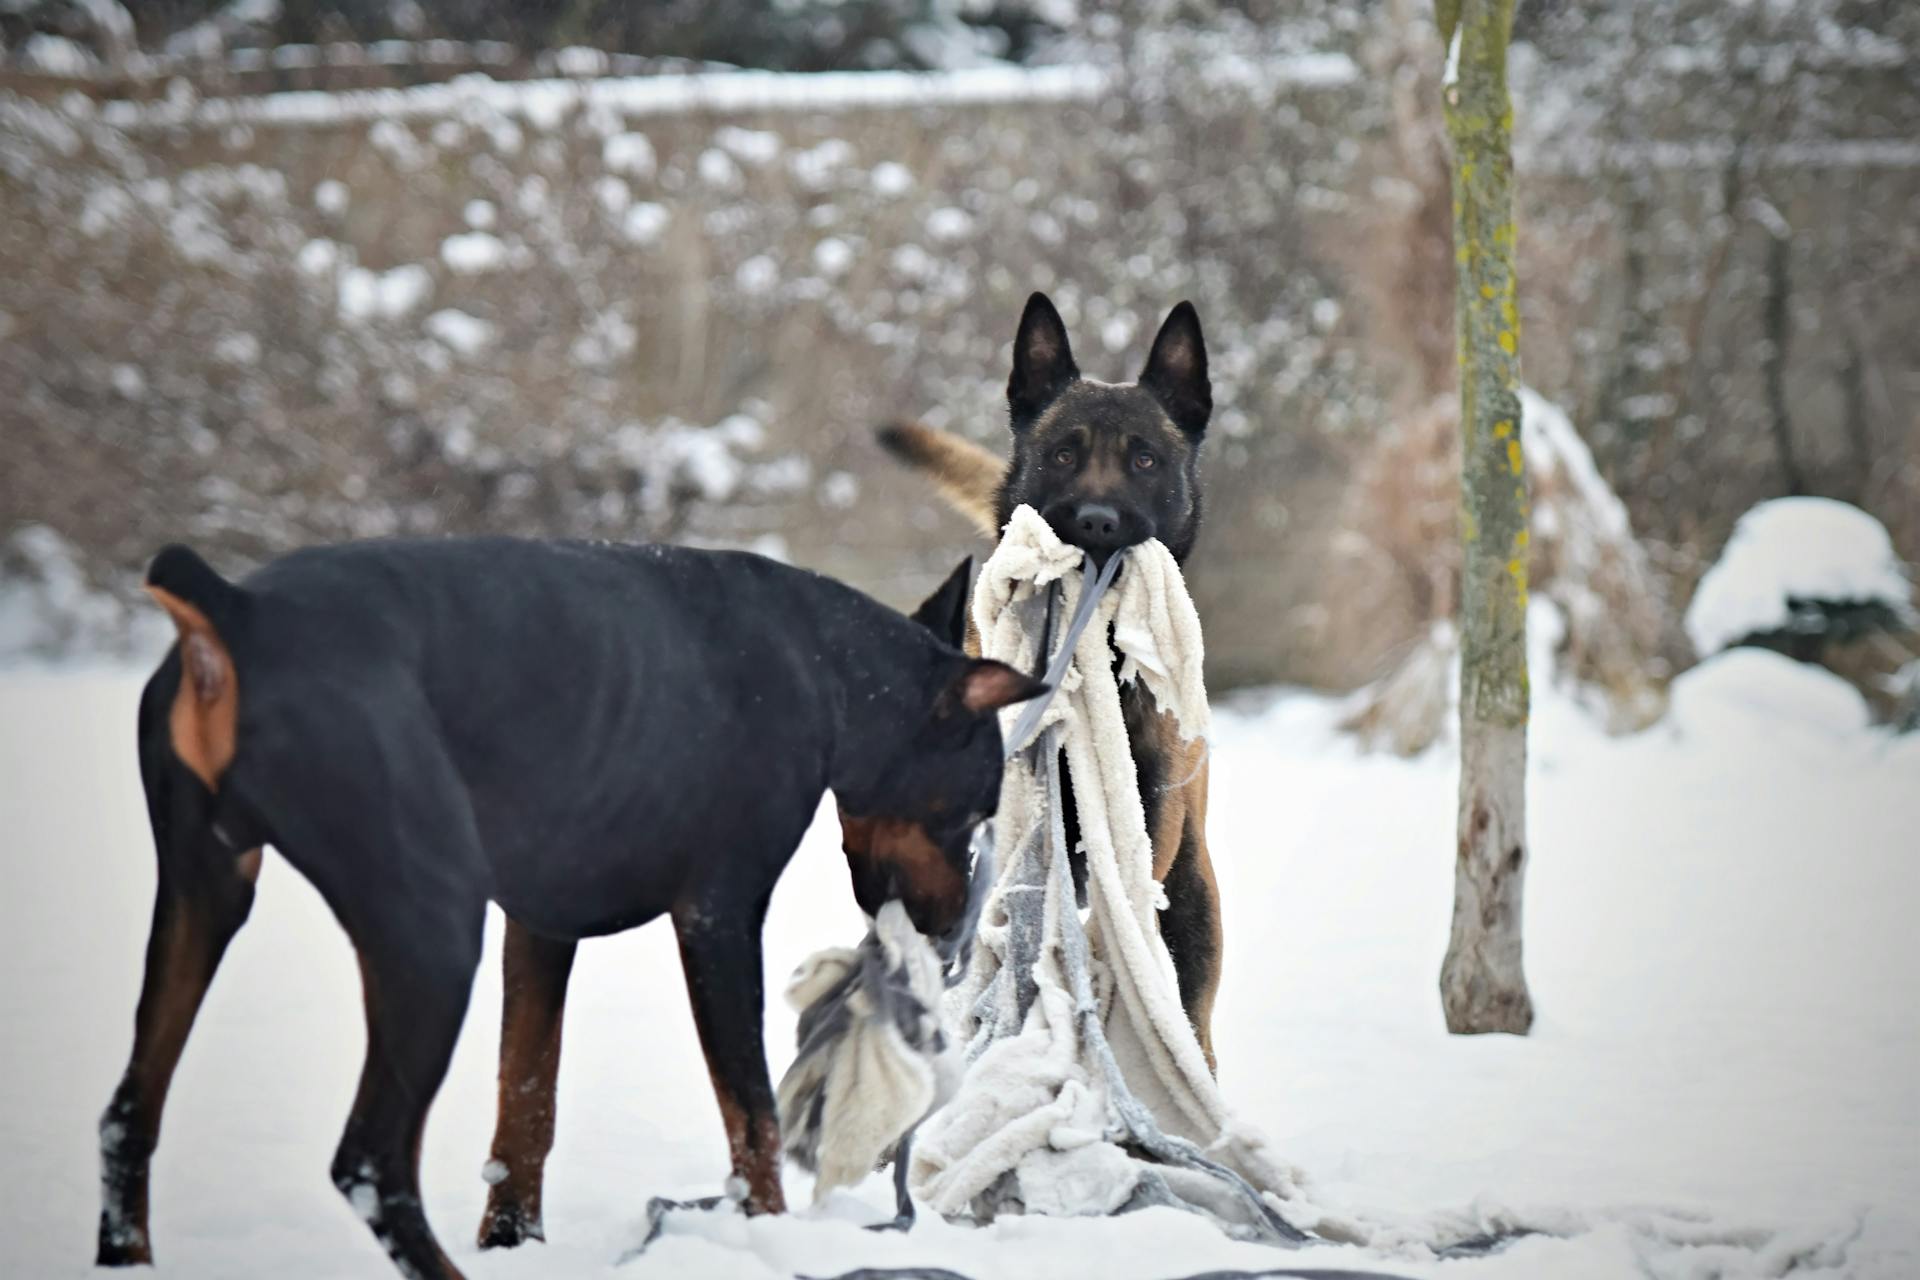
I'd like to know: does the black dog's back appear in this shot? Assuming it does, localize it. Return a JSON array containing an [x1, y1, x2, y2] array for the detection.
[[161, 537, 964, 937]]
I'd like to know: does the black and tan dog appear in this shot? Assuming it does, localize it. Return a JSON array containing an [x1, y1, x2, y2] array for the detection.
[[473, 556, 982, 1250], [95, 538, 1040, 1279], [878, 291, 1226, 1069]]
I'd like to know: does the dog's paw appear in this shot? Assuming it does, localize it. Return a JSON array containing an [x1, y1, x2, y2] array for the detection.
[[476, 1200, 544, 1250], [95, 1215, 152, 1267]]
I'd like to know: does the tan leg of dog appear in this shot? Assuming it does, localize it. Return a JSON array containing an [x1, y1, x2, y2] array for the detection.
[[478, 919, 577, 1248], [1151, 731, 1223, 1072]]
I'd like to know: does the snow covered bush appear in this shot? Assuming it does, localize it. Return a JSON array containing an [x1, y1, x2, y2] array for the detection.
[[1684, 498, 1914, 658], [1338, 388, 1671, 755], [1684, 497, 1917, 727]]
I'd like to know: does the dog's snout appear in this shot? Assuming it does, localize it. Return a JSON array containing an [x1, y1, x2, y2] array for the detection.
[[1074, 503, 1123, 545]]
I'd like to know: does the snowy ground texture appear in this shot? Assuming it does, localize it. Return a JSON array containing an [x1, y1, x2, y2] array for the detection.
[[3, 650, 1917, 1279]]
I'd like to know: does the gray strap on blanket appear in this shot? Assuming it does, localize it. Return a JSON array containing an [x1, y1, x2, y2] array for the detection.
[[932, 552, 1124, 989], [1000, 549, 1126, 759], [968, 551, 1123, 1049], [1034, 724, 1308, 1245]]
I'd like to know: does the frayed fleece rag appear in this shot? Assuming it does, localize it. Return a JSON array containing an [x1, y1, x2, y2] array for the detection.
[[908, 505, 1306, 1233]]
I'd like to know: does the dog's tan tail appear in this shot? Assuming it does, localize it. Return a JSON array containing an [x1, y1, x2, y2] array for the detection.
[[876, 421, 1005, 539], [145, 545, 243, 791]]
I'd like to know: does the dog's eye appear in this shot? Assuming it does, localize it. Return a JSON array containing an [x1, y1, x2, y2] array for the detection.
[[1053, 446, 1075, 466], [1133, 451, 1156, 471]]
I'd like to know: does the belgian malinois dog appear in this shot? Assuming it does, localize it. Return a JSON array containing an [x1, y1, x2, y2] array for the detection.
[[878, 291, 1225, 1068]]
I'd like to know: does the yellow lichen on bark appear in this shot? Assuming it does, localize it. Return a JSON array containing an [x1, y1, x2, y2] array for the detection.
[[1439, 0, 1534, 1037], [1445, 0, 1527, 730]]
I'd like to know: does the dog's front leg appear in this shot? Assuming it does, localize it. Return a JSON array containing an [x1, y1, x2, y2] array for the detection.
[[477, 918, 577, 1248], [672, 902, 785, 1215]]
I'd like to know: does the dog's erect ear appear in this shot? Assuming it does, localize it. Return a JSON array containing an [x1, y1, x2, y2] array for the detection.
[[1138, 301, 1211, 437], [1008, 292, 1078, 428], [947, 659, 1049, 716], [909, 556, 974, 649]]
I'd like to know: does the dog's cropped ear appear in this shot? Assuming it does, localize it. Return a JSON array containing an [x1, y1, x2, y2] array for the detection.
[[946, 659, 1049, 717], [1008, 292, 1078, 428], [909, 556, 974, 649], [1139, 300, 1211, 438]]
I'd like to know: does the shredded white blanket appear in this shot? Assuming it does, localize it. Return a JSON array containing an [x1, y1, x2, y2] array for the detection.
[[909, 506, 1306, 1234], [901, 507, 1853, 1277], [778, 901, 956, 1202]]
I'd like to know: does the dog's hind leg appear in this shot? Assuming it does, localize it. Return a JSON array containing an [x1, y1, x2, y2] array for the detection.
[[330, 908, 484, 1280], [673, 893, 785, 1215], [256, 684, 489, 1280], [98, 662, 260, 1267], [1160, 821, 1223, 1071], [1155, 753, 1222, 1073], [477, 919, 577, 1249]]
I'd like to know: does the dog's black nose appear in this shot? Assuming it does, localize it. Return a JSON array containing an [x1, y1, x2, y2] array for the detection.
[[1074, 503, 1123, 545]]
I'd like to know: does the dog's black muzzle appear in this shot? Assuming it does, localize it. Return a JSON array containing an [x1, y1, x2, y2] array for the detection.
[[1044, 499, 1152, 569]]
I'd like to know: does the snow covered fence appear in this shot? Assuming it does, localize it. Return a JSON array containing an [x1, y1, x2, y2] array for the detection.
[[98, 64, 1120, 132], [0, 49, 1375, 681]]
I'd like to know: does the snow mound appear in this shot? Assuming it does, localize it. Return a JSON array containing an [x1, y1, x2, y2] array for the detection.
[[1686, 498, 1912, 656], [1669, 647, 1870, 740]]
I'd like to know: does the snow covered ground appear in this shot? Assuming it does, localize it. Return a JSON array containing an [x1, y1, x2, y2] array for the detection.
[[2, 649, 1916, 1278]]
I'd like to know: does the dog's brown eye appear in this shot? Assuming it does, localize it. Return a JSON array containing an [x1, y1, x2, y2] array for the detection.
[[1053, 446, 1075, 466], [1133, 451, 1156, 470]]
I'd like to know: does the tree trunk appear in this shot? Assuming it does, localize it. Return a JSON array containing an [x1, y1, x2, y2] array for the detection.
[[1754, 199, 1803, 496], [1437, 0, 1534, 1035]]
